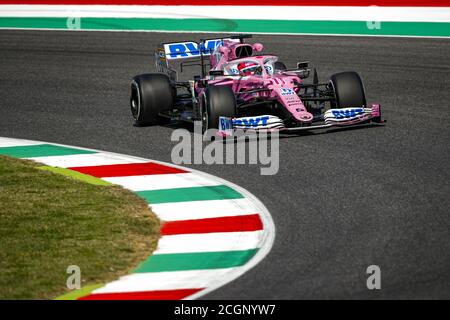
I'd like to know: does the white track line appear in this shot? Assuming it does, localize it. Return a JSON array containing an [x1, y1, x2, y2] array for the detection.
[[1, 5, 449, 22], [26, 152, 146, 168], [0, 137, 43, 148], [104, 173, 220, 191], [155, 231, 264, 254], [93, 268, 238, 294], [3, 27, 448, 39]]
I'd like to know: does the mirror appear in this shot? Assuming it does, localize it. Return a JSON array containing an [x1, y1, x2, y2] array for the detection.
[[297, 61, 309, 69], [209, 70, 224, 76]]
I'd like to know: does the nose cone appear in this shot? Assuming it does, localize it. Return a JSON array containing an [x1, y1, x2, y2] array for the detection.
[[297, 111, 313, 123]]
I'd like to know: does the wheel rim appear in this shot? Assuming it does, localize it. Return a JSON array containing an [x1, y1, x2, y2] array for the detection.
[[328, 80, 338, 109], [130, 82, 140, 120], [201, 94, 208, 133]]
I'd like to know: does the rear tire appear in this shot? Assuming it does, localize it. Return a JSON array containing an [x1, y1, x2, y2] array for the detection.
[[329, 71, 366, 108], [202, 86, 236, 132], [130, 73, 173, 126]]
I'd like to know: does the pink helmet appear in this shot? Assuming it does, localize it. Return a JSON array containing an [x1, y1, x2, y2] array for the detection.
[[237, 61, 260, 76]]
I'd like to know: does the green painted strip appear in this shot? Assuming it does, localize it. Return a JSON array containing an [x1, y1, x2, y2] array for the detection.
[[0, 17, 449, 37], [0, 144, 97, 158], [136, 185, 243, 204], [135, 249, 258, 272], [54, 283, 104, 300], [37, 166, 112, 186]]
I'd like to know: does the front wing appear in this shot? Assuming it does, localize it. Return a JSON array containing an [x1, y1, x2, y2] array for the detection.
[[218, 104, 384, 136]]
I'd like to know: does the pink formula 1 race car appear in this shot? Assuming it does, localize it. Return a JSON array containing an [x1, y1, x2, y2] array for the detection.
[[130, 34, 384, 134]]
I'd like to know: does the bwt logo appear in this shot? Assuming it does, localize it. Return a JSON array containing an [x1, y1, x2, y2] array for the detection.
[[280, 88, 295, 96], [332, 108, 364, 119], [165, 40, 223, 59], [233, 116, 270, 128]]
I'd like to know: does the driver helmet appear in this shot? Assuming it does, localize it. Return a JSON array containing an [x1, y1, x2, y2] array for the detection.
[[237, 61, 260, 76]]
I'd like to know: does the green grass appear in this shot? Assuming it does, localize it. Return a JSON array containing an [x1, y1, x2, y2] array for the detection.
[[0, 155, 160, 299]]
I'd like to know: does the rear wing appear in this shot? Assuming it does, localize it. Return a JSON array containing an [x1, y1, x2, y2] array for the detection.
[[155, 35, 252, 80], [159, 39, 222, 61]]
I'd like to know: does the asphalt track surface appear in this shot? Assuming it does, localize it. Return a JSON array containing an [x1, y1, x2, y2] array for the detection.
[[1, 30, 449, 299]]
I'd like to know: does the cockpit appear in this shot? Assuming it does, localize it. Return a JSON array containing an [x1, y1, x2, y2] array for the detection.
[[222, 56, 279, 77]]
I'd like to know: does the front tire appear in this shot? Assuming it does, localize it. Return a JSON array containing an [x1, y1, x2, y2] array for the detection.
[[329, 71, 366, 108], [202, 86, 236, 132], [130, 73, 173, 126]]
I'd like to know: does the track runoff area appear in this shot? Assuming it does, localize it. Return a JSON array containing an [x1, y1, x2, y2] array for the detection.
[[0, 1, 449, 37]]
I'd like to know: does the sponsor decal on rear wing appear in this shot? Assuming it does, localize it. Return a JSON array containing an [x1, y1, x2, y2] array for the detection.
[[162, 39, 224, 60]]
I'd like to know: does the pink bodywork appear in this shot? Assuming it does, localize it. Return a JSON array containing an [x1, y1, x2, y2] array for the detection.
[[196, 40, 314, 124]]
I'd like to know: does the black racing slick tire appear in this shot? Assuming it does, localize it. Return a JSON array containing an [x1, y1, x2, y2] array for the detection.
[[202, 86, 236, 132], [329, 71, 367, 108], [130, 73, 173, 126]]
